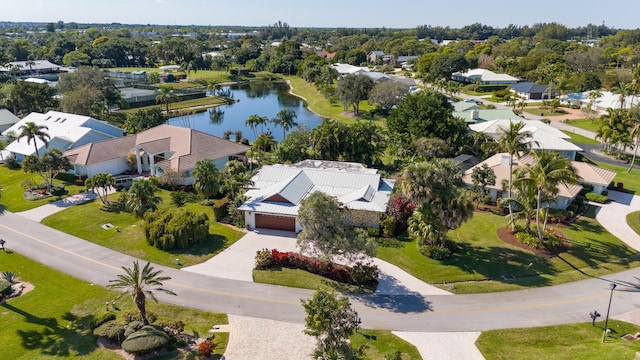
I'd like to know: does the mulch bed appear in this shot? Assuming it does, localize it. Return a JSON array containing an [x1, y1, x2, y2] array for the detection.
[[497, 227, 569, 256]]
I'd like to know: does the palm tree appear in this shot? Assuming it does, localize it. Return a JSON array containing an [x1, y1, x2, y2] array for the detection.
[[585, 90, 603, 121], [628, 105, 640, 172], [495, 121, 536, 230], [272, 109, 298, 138], [126, 180, 162, 217], [17, 121, 50, 158], [245, 114, 267, 140], [108, 261, 176, 325], [25, 59, 35, 74], [192, 159, 221, 199], [155, 85, 176, 113], [503, 174, 538, 233], [517, 150, 579, 241], [85, 172, 116, 205], [612, 82, 633, 110], [221, 160, 253, 200], [194, 79, 221, 96]]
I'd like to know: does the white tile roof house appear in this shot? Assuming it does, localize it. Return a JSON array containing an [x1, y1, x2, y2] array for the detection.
[[239, 160, 395, 232]]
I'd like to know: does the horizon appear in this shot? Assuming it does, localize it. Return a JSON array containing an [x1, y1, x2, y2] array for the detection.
[[3, 0, 640, 30]]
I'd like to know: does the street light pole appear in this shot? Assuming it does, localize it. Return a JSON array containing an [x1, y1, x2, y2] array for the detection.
[[602, 283, 617, 343]]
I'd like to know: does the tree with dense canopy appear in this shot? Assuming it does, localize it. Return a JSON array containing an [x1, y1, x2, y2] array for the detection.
[[301, 289, 360, 359], [368, 81, 409, 114], [108, 261, 176, 325], [336, 73, 374, 115], [22, 149, 72, 192]]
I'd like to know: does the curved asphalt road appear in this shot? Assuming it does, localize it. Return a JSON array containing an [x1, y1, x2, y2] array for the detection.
[[2, 210, 640, 332]]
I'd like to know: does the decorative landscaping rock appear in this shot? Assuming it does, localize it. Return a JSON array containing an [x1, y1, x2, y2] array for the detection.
[[121, 325, 170, 354]]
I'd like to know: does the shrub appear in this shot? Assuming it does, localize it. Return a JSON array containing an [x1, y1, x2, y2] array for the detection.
[[213, 197, 229, 221], [384, 350, 402, 360], [477, 84, 508, 92], [144, 208, 209, 250], [350, 262, 379, 286], [159, 320, 185, 336], [124, 320, 144, 338], [419, 243, 451, 260], [90, 311, 116, 330], [121, 325, 170, 355], [515, 229, 563, 250], [585, 192, 608, 204], [580, 184, 594, 195], [493, 89, 510, 98], [380, 215, 396, 237], [93, 320, 126, 344], [2, 271, 17, 283], [4, 157, 20, 169], [200, 199, 216, 206], [366, 227, 380, 237], [170, 190, 189, 207], [198, 339, 215, 357], [123, 311, 157, 324], [567, 204, 579, 213], [0, 279, 11, 295], [254, 248, 275, 270]]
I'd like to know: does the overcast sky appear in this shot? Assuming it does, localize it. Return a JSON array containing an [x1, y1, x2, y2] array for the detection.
[[5, 0, 639, 29]]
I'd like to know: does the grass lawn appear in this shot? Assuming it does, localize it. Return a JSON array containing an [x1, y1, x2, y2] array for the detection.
[[562, 131, 600, 145], [252, 268, 376, 294], [377, 208, 640, 294], [589, 160, 640, 193], [109, 67, 281, 85], [0, 167, 85, 212], [476, 320, 640, 360], [285, 76, 384, 124], [563, 118, 600, 133], [41, 191, 245, 268], [626, 211, 640, 236], [0, 250, 228, 359], [121, 95, 227, 114], [523, 107, 570, 117], [350, 329, 422, 360]]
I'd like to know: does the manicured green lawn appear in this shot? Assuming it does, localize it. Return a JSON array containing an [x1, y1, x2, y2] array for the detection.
[[626, 211, 640, 236], [252, 268, 376, 294], [589, 160, 640, 193], [377, 208, 640, 294], [476, 320, 640, 360], [524, 107, 570, 117], [0, 167, 85, 212], [121, 95, 227, 114], [0, 251, 228, 359], [563, 118, 601, 133], [41, 191, 245, 268], [350, 330, 422, 360], [562, 131, 600, 145], [285, 76, 382, 124]]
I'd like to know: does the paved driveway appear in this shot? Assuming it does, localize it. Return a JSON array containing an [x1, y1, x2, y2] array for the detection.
[[183, 229, 451, 296]]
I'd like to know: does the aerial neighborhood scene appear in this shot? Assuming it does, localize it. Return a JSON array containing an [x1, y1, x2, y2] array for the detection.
[[4, 0, 640, 358]]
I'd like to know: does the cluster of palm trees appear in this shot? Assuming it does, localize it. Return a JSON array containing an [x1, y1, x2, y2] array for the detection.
[[496, 121, 580, 242], [595, 105, 640, 171], [245, 109, 298, 140]]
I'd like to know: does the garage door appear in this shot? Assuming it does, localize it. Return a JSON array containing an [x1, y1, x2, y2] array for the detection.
[[255, 214, 296, 232]]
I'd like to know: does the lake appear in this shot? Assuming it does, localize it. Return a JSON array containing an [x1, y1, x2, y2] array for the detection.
[[168, 82, 323, 142]]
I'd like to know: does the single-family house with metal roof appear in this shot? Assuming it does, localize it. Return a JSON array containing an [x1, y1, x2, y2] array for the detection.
[[0, 108, 20, 133], [510, 82, 555, 100], [454, 109, 523, 123], [239, 160, 396, 232], [2, 111, 124, 161], [469, 119, 583, 160], [64, 124, 249, 183], [452, 68, 519, 85], [0, 60, 62, 74]]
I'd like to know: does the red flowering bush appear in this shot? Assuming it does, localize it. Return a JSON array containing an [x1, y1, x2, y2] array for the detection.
[[198, 339, 215, 358]]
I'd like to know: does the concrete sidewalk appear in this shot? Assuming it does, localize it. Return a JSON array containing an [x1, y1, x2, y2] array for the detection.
[[393, 331, 485, 360]]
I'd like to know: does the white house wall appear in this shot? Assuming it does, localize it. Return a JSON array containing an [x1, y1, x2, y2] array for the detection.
[[245, 211, 256, 230], [85, 158, 129, 177]]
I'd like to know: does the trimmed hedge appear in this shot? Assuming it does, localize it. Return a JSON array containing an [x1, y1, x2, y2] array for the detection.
[[93, 320, 126, 344], [256, 249, 378, 287], [585, 192, 608, 204], [143, 208, 209, 250], [475, 84, 509, 93], [121, 325, 170, 355], [90, 311, 116, 330]]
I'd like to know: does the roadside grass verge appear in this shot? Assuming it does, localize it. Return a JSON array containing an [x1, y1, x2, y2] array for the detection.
[[0, 167, 85, 212], [523, 107, 570, 117], [377, 208, 640, 294], [626, 211, 640, 236], [476, 320, 640, 360], [350, 330, 422, 360], [0, 250, 228, 359], [563, 118, 600, 133], [562, 131, 600, 145], [252, 268, 376, 294], [41, 191, 244, 268]]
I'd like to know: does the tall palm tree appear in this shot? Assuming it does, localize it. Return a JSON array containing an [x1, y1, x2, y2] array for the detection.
[[155, 86, 176, 113], [194, 79, 221, 96], [272, 109, 298, 138], [108, 261, 176, 325], [25, 59, 35, 74], [612, 82, 633, 110], [518, 150, 579, 241], [628, 105, 640, 172], [245, 114, 267, 140], [126, 180, 162, 217], [85, 172, 116, 205], [192, 159, 221, 199], [17, 121, 50, 158], [495, 121, 535, 230]]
